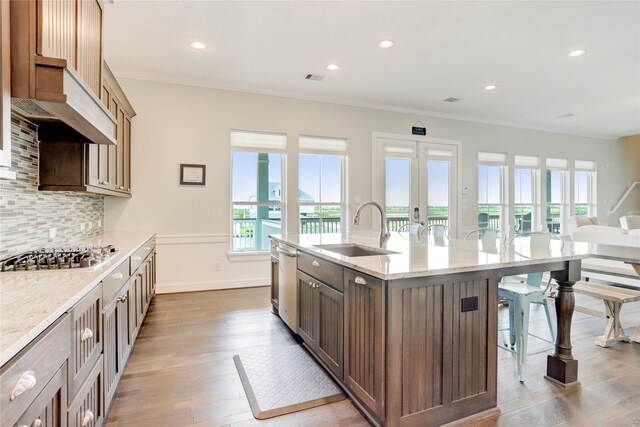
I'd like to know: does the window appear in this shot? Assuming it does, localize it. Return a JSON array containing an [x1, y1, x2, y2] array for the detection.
[[478, 152, 507, 231], [574, 160, 596, 216], [231, 130, 285, 252], [298, 135, 346, 234], [513, 155, 539, 234], [545, 158, 568, 234]]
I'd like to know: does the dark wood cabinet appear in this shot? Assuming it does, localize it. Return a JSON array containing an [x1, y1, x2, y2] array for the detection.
[[38, 62, 135, 197], [344, 270, 385, 421], [13, 365, 68, 427], [0, 0, 11, 171], [296, 270, 344, 379], [68, 357, 103, 427], [102, 283, 131, 413]]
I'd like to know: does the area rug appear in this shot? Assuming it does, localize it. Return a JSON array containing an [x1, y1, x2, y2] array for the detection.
[[233, 345, 345, 419]]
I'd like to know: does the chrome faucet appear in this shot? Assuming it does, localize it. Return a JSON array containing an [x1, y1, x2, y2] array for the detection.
[[353, 201, 391, 248]]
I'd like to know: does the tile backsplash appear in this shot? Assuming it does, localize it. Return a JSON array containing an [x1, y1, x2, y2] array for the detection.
[[0, 115, 104, 259]]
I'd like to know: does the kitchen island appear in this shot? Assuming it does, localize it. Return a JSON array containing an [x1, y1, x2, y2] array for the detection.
[[270, 231, 610, 427]]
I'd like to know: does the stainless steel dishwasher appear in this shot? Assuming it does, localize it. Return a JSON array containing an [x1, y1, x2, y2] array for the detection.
[[276, 243, 298, 332]]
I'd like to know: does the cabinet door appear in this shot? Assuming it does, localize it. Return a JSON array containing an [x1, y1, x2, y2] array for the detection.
[[134, 272, 144, 331], [116, 285, 133, 368], [344, 270, 385, 420], [69, 285, 102, 401], [316, 282, 343, 379], [107, 96, 119, 189], [128, 274, 139, 341], [123, 116, 131, 193], [102, 298, 119, 413], [76, 0, 103, 96], [68, 357, 103, 427], [89, 82, 111, 188], [297, 271, 316, 348], [14, 364, 67, 427]]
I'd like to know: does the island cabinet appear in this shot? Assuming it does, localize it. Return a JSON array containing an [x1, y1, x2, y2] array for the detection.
[[297, 270, 344, 379], [343, 270, 385, 422]]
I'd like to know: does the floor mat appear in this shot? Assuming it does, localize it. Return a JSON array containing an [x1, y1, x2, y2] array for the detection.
[[233, 345, 346, 419]]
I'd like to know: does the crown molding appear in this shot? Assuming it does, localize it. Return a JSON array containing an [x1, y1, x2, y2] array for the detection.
[[113, 69, 619, 141]]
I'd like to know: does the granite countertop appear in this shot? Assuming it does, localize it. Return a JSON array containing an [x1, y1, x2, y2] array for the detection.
[[0, 231, 156, 366], [271, 232, 600, 281]]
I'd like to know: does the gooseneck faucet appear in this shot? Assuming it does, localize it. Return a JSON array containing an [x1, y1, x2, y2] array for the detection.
[[353, 201, 391, 248]]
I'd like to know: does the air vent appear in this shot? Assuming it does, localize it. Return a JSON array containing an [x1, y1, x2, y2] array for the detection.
[[11, 98, 55, 118], [443, 97, 462, 103], [556, 113, 575, 119], [305, 74, 324, 81]]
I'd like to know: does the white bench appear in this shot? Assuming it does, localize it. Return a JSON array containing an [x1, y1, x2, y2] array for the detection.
[[573, 280, 640, 347]]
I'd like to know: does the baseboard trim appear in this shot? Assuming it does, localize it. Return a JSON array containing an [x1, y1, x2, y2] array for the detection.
[[156, 277, 269, 294]]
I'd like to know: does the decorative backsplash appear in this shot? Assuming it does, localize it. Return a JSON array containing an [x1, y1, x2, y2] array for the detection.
[[0, 115, 104, 259]]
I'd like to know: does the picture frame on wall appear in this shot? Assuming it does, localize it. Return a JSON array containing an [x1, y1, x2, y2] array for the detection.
[[179, 164, 206, 186]]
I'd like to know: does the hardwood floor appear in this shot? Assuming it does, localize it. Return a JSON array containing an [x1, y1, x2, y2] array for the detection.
[[105, 287, 640, 427]]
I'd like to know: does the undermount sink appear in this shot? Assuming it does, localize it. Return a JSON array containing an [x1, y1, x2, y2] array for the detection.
[[313, 243, 398, 257]]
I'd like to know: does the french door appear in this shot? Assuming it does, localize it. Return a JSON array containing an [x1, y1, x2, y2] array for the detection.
[[374, 134, 460, 237]]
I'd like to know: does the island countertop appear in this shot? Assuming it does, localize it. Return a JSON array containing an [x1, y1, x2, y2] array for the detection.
[[0, 231, 156, 367], [270, 232, 600, 280]]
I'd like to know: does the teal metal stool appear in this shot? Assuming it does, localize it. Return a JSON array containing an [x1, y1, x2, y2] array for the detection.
[[499, 232, 556, 382]]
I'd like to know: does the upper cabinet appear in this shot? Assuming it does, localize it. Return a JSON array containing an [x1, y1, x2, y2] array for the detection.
[[0, 0, 14, 179], [10, 0, 116, 146]]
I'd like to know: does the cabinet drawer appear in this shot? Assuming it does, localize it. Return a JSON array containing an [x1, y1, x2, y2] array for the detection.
[[68, 356, 103, 427], [298, 252, 344, 292], [130, 237, 155, 273], [69, 285, 102, 401], [12, 363, 67, 427], [0, 315, 71, 427], [102, 260, 130, 306]]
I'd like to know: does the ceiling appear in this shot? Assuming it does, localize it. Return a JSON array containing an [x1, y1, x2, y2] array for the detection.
[[103, 1, 640, 139]]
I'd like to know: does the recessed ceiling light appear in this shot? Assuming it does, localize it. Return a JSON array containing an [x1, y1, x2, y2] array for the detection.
[[326, 64, 339, 71], [190, 41, 206, 50], [378, 40, 395, 49], [568, 49, 587, 57], [484, 85, 497, 91]]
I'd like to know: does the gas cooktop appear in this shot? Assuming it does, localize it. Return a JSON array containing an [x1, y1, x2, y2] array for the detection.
[[0, 245, 117, 272]]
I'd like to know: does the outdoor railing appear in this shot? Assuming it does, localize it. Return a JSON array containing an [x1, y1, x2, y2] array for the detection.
[[300, 217, 341, 234]]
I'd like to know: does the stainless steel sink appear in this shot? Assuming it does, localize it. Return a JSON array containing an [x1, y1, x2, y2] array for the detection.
[[313, 243, 398, 257]]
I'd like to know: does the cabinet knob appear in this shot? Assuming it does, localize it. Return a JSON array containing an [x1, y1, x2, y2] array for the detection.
[[81, 410, 95, 427], [80, 328, 94, 342], [32, 419, 43, 427], [112, 272, 124, 280], [117, 294, 128, 303], [10, 370, 37, 401], [119, 186, 125, 190], [311, 260, 320, 267], [355, 276, 367, 285], [100, 181, 108, 185]]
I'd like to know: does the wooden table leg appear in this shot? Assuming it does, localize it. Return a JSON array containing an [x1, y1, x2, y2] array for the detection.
[[546, 261, 580, 387]]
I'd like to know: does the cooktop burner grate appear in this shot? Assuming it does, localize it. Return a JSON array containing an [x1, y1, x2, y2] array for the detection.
[[1, 245, 117, 272]]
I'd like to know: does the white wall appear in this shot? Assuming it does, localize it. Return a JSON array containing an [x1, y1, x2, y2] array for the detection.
[[105, 78, 633, 293]]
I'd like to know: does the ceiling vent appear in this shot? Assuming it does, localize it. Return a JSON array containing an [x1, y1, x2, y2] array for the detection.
[[305, 73, 324, 81], [443, 97, 462, 103], [556, 113, 575, 119]]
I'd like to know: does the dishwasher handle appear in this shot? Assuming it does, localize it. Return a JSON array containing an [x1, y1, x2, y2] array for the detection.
[[276, 247, 298, 258]]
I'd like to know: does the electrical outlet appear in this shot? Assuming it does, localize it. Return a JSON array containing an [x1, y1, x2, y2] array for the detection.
[[49, 228, 56, 239], [354, 195, 362, 204], [98, 220, 102, 228], [80, 223, 86, 231], [215, 263, 222, 271], [88, 222, 93, 230]]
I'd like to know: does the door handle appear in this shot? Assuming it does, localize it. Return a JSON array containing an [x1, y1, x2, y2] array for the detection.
[[276, 247, 297, 258]]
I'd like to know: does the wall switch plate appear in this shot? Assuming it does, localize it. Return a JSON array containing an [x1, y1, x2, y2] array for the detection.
[[354, 195, 362, 204], [462, 185, 470, 194], [98, 220, 102, 227], [80, 223, 86, 231], [215, 263, 222, 271], [88, 222, 93, 230], [49, 228, 56, 239]]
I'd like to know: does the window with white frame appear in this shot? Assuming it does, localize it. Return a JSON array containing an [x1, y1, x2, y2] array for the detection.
[[231, 130, 285, 252], [513, 155, 540, 234], [478, 152, 507, 231], [545, 158, 569, 234], [298, 135, 347, 234], [574, 160, 596, 217]]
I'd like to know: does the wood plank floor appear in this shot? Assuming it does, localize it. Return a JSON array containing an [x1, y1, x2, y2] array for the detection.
[[105, 287, 640, 427]]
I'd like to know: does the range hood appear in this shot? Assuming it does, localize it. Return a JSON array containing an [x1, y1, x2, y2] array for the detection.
[[11, 56, 116, 145]]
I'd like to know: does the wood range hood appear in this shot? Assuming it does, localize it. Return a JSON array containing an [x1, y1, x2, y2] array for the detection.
[[11, 56, 116, 145], [10, 0, 116, 145]]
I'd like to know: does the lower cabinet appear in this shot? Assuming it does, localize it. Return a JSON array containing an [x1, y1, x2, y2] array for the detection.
[[296, 271, 343, 379], [13, 364, 68, 427], [344, 270, 385, 421], [68, 358, 103, 427]]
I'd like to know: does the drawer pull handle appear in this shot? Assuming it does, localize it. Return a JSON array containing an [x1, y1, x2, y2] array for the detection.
[[311, 260, 320, 267], [132, 256, 142, 262], [143, 246, 151, 251], [112, 272, 124, 280], [10, 371, 37, 401], [81, 328, 94, 342], [355, 276, 367, 285], [82, 410, 95, 426]]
